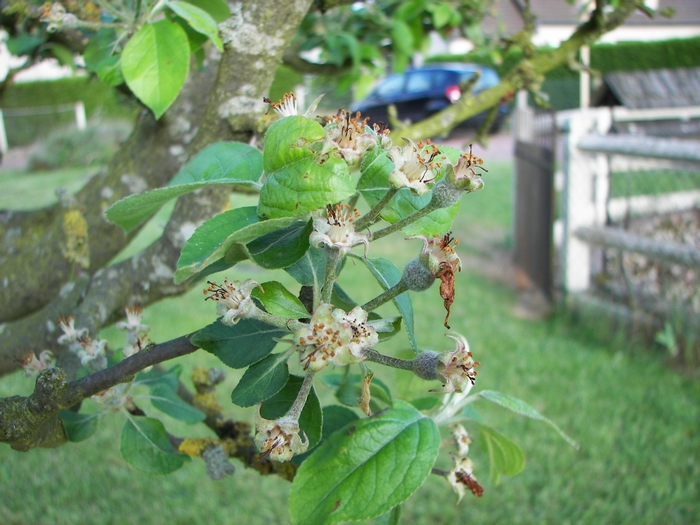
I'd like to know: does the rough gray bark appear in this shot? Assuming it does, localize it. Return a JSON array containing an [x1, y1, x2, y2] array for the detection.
[[0, 0, 315, 377]]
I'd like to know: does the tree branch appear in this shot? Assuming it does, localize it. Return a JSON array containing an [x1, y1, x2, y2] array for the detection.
[[0, 335, 198, 451], [394, 0, 639, 140]]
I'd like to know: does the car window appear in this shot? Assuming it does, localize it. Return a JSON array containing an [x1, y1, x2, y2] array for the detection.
[[404, 71, 433, 94], [459, 69, 499, 92], [375, 75, 405, 98]]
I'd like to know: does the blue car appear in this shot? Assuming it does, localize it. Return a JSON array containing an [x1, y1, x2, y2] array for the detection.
[[352, 63, 508, 132]]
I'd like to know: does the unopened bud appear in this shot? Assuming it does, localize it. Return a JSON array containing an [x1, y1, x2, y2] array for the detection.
[[402, 258, 435, 291], [411, 350, 442, 381]]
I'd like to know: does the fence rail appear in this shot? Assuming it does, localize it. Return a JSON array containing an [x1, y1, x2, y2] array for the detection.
[[557, 105, 700, 362], [0, 101, 86, 154]]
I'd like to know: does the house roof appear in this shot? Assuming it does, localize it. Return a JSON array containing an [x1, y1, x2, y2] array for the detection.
[[482, 0, 700, 37], [604, 67, 700, 108]]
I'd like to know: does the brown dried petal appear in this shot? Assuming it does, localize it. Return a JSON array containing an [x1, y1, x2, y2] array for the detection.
[[437, 260, 459, 329]]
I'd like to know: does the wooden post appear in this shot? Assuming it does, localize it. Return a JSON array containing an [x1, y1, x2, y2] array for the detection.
[[74, 101, 87, 130], [561, 110, 600, 293], [0, 109, 7, 155], [580, 46, 590, 109]]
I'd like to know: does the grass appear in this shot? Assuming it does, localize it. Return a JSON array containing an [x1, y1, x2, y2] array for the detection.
[[1, 161, 699, 524], [609, 169, 700, 199]]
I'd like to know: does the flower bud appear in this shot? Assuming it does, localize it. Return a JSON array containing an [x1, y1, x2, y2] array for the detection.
[[402, 258, 435, 291], [411, 350, 442, 381]]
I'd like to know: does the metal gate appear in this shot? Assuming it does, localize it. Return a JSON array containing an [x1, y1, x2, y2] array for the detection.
[[513, 108, 555, 298]]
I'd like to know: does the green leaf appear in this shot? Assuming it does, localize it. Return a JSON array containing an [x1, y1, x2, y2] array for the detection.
[[184, 0, 231, 22], [247, 219, 312, 269], [149, 383, 206, 424], [292, 403, 360, 463], [408, 397, 442, 411], [120, 417, 190, 474], [286, 246, 326, 287], [230, 353, 289, 407], [429, 2, 454, 29], [321, 373, 392, 412], [84, 28, 117, 72], [47, 43, 75, 69], [192, 318, 287, 368], [260, 375, 323, 449], [460, 403, 484, 423], [106, 142, 263, 232], [6, 34, 45, 55], [477, 423, 525, 485], [351, 255, 417, 352], [390, 19, 414, 56], [478, 390, 578, 449], [252, 281, 309, 319], [375, 505, 402, 525], [289, 400, 439, 525], [186, 257, 236, 286], [168, 1, 223, 51], [96, 56, 125, 87], [357, 148, 459, 237], [59, 411, 99, 442], [121, 19, 190, 118], [169, 141, 263, 186], [175, 207, 298, 283], [134, 364, 182, 390], [369, 316, 402, 343], [258, 117, 355, 218]]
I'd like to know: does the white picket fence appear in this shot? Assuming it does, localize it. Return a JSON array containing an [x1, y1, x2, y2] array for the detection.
[[556, 106, 700, 295], [0, 101, 86, 154]]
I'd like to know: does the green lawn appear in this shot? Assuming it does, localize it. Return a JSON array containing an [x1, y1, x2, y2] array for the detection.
[[1, 161, 698, 524]]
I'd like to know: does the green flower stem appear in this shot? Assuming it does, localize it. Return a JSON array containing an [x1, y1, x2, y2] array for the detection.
[[355, 187, 399, 231], [286, 370, 316, 421], [370, 200, 440, 241], [250, 308, 305, 332], [321, 246, 341, 304], [361, 279, 408, 312], [364, 348, 414, 371]]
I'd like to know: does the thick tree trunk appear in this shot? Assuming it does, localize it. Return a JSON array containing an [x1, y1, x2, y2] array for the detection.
[[0, 0, 314, 377]]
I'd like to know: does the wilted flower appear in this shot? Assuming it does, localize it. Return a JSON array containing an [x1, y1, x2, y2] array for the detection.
[[447, 454, 483, 501], [21, 350, 55, 376], [412, 232, 462, 276], [451, 423, 472, 457], [310, 204, 369, 257], [323, 110, 378, 166], [447, 424, 483, 501], [430, 334, 479, 394], [388, 138, 445, 195], [92, 383, 130, 412], [254, 408, 309, 462], [57, 317, 88, 347], [294, 303, 377, 372], [75, 335, 108, 371], [444, 147, 486, 193], [116, 306, 150, 357], [264, 92, 323, 118], [204, 278, 262, 325]]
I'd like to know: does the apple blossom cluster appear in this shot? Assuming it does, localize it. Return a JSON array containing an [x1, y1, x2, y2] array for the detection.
[[193, 93, 487, 476], [203, 278, 262, 326], [294, 304, 378, 372]]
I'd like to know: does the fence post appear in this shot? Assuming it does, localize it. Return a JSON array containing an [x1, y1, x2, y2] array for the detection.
[[74, 101, 87, 130], [0, 109, 7, 155], [561, 110, 600, 293]]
